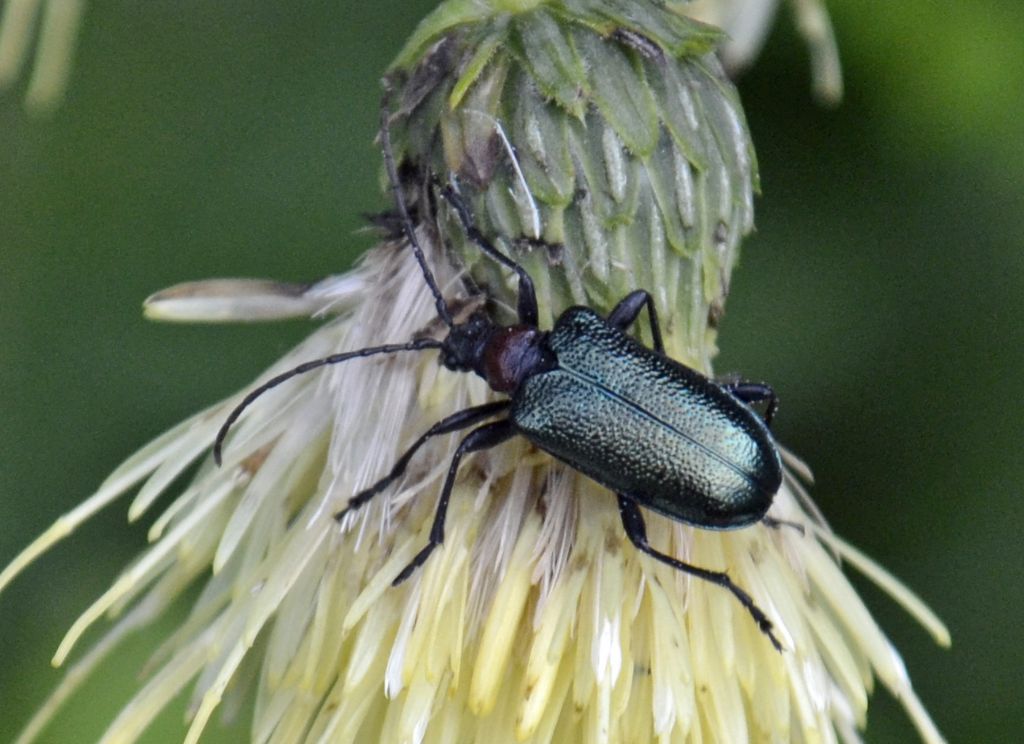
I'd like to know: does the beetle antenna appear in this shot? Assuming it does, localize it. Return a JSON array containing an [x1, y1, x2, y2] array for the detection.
[[380, 101, 455, 328], [213, 338, 442, 465]]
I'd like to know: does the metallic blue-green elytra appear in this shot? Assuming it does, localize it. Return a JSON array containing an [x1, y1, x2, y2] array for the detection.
[[511, 307, 783, 529]]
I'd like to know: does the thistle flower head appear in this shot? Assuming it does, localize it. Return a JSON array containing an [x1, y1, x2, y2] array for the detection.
[[1, 2, 948, 743], [385, 0, 751, 371]]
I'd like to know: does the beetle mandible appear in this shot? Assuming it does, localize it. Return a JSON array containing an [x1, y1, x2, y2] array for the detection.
[[214, 104, 785, 651]]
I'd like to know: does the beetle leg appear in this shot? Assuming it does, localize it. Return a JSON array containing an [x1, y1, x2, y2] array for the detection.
[[761, 515, 806, 536], [334, 401, 511, 521], [721, 381, 779, 427], [393, 420, 517, 585], [616, 495, 783, 651], [607, 290, 665, 353], [437, 184, 540, 327]]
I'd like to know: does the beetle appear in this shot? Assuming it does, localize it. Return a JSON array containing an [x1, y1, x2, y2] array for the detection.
[[214, 106, 785, 650]]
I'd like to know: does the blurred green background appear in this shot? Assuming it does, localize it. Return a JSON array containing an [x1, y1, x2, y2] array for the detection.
[[1, 1, 1021, 741]]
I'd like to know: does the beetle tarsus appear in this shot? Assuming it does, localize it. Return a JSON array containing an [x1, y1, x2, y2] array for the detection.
[[762, 515, 805, 536], [392, 548, 429, 585]]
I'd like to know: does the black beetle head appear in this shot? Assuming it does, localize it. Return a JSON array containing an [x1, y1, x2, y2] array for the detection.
[[441, 311, 496, 374]]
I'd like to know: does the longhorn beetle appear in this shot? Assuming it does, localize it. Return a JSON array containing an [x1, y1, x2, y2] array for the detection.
[[214, 105, 785, 650]]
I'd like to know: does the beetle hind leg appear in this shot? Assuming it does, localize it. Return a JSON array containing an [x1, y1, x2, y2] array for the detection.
[[616, 495, 783, 652]]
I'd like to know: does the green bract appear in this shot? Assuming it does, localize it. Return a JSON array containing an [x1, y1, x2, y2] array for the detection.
[[385, 0, 756, 371]]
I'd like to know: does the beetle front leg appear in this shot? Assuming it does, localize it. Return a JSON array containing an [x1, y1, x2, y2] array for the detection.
[[616, 494, 782, 651], [393, 420, 516, 585], [607, 290, 665, 353], [721, 381, 779, 427], [437, 184, 539, 327], [335, 400, 511, 521]]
